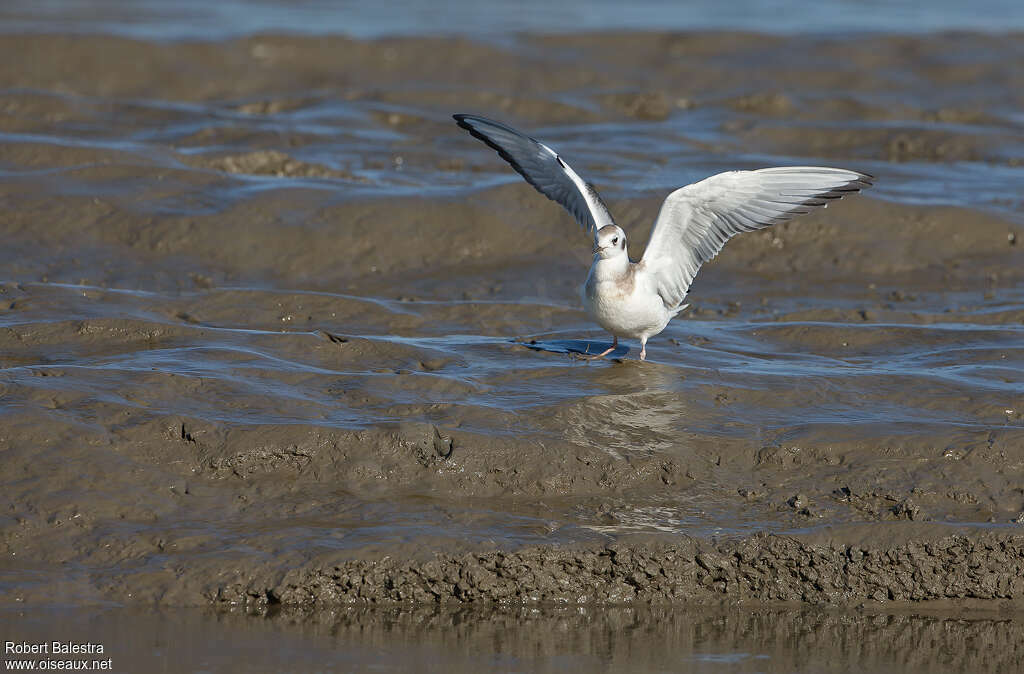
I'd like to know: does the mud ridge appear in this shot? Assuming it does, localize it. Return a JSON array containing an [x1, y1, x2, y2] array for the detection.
[[214, 529, 1024, 609]]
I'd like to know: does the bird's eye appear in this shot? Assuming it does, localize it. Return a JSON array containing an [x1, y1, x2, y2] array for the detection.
[[612, 237, 618, 244]]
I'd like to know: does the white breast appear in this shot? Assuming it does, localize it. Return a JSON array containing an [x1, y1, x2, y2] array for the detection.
[[582, 260, 672, 339]]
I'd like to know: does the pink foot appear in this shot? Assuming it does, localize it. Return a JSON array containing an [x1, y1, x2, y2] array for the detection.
[[575, 336, 618, 360]]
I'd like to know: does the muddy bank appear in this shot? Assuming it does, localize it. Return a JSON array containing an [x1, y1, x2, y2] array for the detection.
[[173, 528, 1024, 608], [1, 27, 1023, 615], [3, 384, 1024, 608]]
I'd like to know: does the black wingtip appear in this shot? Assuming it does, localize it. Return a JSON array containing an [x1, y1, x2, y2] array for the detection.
[[451, 112, 552, 197], [453, 113, 490, 131]]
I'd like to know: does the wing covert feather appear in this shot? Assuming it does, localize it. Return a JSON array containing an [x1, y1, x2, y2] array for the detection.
[[641, 167, 873, 309]]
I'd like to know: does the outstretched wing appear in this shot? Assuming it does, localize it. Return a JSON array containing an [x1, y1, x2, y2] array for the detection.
[[642, 167, 873, 309], [453, 114, 615, 238]]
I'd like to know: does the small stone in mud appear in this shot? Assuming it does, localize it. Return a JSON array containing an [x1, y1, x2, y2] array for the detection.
[[318, 330, 348, 343], [418, 358, 446, 371], [402, 423, 453, 465], [787, 494, 808, 509], [432, 427, 453, 459], [595, 502, 617, 523], [947, 490, 978, 504], [943, 447, 968, 460], [890, 498, 924, 521], [660, 462, 681, 485]]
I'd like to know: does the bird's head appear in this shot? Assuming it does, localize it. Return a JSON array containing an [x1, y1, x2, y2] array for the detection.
[[593, 225, 627, 260]]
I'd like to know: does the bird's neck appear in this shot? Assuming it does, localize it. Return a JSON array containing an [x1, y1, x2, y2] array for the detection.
[[591, 253, 631, 281]]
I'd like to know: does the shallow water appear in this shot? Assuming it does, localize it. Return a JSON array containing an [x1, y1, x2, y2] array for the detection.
[[4, 0, 1024, 38], [4, 604, 1024, 673], [1, 4, 1024, 670]]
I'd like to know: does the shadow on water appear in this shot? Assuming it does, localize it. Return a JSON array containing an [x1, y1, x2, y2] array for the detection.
[[515, 337, 631, 360]]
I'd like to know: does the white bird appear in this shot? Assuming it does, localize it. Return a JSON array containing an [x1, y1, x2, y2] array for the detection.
[[453, 114, 873, 361]]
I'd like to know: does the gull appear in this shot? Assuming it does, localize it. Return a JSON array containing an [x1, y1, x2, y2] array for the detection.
[[453, 114, 873, 361]]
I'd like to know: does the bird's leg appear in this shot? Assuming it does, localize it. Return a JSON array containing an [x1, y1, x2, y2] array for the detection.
[[575, 336, 618, 360], [639, 337, 647, 361]]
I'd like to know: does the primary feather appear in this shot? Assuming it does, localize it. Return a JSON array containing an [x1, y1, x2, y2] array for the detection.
[[453, 114, 615, 239], [641, 167, 873, 310]]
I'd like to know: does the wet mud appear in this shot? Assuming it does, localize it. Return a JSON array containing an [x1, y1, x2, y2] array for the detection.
[[1, 29, 1023, 617]]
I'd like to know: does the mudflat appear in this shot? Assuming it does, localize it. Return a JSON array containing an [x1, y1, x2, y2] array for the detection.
[[1, 26, 1023, 671]]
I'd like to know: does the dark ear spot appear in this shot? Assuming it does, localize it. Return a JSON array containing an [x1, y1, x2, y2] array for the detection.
[[621, 237, 626, 249]]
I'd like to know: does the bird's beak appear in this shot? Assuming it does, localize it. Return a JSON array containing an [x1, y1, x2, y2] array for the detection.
[[592, 245, 606, 254]]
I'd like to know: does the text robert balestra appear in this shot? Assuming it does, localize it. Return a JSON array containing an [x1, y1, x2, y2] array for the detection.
[[6, 641, 105, 655]]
